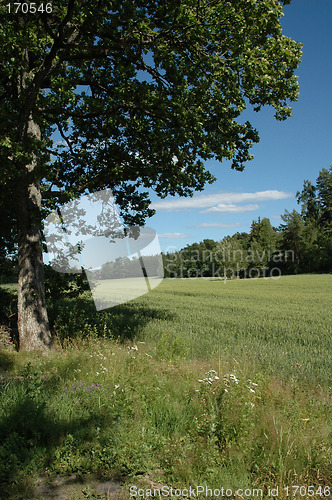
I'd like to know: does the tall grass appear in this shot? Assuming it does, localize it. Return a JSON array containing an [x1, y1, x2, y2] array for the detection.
[[0, 274, 331, 498], [97, 274, 332, 386]]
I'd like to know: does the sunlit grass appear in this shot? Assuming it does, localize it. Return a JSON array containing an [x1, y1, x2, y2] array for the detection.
[[0, 274, 331, 498], [124, 274, 332, 386]]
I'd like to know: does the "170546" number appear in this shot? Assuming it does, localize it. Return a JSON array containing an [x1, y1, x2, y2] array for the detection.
[[7, 3, 52, 14]]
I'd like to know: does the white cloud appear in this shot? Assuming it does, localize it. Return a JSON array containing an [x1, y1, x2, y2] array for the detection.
[[151, 190, 293, 212], [195, 222, 242, 228], [202, 203, 259, 214], [158, 232, 189, 239]]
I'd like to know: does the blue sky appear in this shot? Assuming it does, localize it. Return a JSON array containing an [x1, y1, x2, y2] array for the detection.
[[146, 0, 332, 254]]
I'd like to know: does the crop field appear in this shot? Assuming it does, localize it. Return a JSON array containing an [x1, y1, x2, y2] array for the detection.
[[0, 274, 331, 498], [96, 274, 332, 386]]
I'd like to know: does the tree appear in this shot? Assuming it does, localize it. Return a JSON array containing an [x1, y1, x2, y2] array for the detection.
[[279, 209, 306, 274], [315, 167, 332, 227], [280, 167, 332, 274], [0, 0, 302, 350], [216, 235, 248, 281], [247, 217, 278, 273], [296, 180, 319, 223], [249, 217, 278, 250], [296, 167, 332, 226]]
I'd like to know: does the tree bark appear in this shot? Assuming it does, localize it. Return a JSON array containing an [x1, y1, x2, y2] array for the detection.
[[16, 117, 52, 351]]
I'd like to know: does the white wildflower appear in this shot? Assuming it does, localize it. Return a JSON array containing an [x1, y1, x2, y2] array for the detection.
[[229, 373, 239, 384], [127, 345, 138, 351], [198, 370, 220, 385], [206, 369, 218, 376]]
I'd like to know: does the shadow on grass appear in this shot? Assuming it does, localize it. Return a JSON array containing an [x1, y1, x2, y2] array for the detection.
[[0, 351, 15, 372], [0, 375, 123, 499], [48, 295, 175, 343], [0, 293, 174, 497], [106, 301, 175, 341]]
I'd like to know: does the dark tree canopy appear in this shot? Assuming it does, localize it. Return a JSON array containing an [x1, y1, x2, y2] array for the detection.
[[1, 0, 302, 218], [0, 0, 302, 349]]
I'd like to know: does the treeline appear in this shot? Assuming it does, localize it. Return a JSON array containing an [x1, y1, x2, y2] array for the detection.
[[0, 168, 330, 284], [95, 255, 163, 280], [162, 167, 332, 279]]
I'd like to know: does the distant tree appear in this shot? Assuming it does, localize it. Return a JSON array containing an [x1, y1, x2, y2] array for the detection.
[[232, 231, 251, 251], [249, 217, 278, 250], [281, 166, 332, 274], [100, 261, 116, 280], [297, 167, 332, 272], [0, 0, 302, 350], [296, 167, 332, 225], [316, 167, 332, 227], [216, 235, 248, 280], [247, 217, 278, 273], [296, 180, 319, 223], [279, 209, 306, 274]]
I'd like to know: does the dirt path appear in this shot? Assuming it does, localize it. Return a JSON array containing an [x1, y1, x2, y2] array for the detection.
[[33, 475, 123, 499]]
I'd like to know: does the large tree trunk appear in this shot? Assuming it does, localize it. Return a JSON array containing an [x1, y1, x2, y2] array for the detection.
[[16, 117, 52, 351]]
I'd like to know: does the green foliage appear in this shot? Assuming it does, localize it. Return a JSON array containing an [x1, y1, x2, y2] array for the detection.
[[0, 0, 303, 349], [281, 166, 332, 274], [249, 217, 278, 252], [162, 167, 332, 278], [163, 221, 281, 279], [316, 167, 332, 226], [279, 209, 305, 273], [44, 264, 91, 301], [0, 286, 17, 328], [0, 257, 17, 283], [99, 254, 163, 280], [217, 234, 249, 278], [0, 0, 301, 253]]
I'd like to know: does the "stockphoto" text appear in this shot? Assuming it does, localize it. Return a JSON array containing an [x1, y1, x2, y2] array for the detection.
[[163, 247, 295, 280]]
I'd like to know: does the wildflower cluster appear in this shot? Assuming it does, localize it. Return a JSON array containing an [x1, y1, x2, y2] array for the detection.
[[222, 373, 258, 395], [88, 351, 108, 374], [194, 370, 220, 437], [245, 380, 258, 394], [198, 369, 219, 385], [127, 344, 138, 352], [223, 372, 239, 392]]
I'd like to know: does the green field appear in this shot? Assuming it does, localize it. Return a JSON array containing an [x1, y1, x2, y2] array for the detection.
[[0, 274, 331, 498], [94, 274, 332, 385]]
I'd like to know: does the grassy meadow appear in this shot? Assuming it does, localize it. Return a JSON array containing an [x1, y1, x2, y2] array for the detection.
[[0, 274, 331, 499]]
